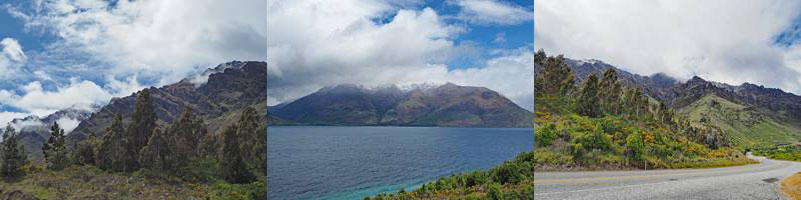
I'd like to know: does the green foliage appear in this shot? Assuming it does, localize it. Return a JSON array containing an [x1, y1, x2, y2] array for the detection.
[[127, 89, 157, 170], [599, 68, 622, 115], [576, 74, 601, 117], [139, 127, 173, 173], [1, 125, 27, 178], [169, 107, 208, 168], [43, 122, 69, 171], [534, 50, 575, 99], [96, 113, 137, 172], [534, 123, 558, 147], [237, 107, 266, 176], [74, 132, 98, 165], [220, 125, 255, 184], [626, 132, 645, 161]]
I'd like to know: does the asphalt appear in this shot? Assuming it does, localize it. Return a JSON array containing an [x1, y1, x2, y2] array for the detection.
[[534, 154, 801, 200]]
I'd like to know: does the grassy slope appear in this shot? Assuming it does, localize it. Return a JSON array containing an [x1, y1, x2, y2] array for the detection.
[[677, 93, 801, 148], [0, 165, 266, 200]]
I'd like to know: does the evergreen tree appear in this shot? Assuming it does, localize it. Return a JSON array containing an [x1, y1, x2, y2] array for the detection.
[[599, 68, 622, 114], [1, 125, 27, 177], [220, 124, 255, 183], [43, 122, 69, 170], [128, 89, 157, 169], [237, 107, 266, 175], [577, 74, 601, 117], [96, 113, 137, 172], [139, 127, 172, 173], [75, 131, 98, 165], [534, 51, 575, 98], [169, 107, 207, 167]]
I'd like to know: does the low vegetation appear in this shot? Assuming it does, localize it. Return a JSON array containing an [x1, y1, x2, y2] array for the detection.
[[533, 51, 751, 171], [365, 151, 534, 200], [0, 89, 266, 199], [754, 145, 801, 162]]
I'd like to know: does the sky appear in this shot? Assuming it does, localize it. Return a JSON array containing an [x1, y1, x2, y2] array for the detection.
[[535, 0, 801, 95], [266, 0, 535, 111], [0, 0, 267, 129]]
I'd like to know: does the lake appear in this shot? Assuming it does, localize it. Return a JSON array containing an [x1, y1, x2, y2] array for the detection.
[[266, 126, 533, 200]]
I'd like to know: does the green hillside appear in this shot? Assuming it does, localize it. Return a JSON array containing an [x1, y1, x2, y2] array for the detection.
[[677, 93, 801, 148]]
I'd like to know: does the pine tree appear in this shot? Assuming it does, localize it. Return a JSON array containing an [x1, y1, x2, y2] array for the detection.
[[577, 74, 601, 117], [139, 127, 172, 173], [534, 51, 575, 98], [220, 124, 255, 183], [169, 107, 207, 166], [237, 107, 266, 175], [128, 89, 157, 169], [43, 122, 69, 170], [75, 131, 98, 165], [1, 125, 27, 177], [96, 113, 137, 172], [599, 68, 622, 114]]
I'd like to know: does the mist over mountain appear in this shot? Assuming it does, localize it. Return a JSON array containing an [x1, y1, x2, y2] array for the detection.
[[269, 83, 534, 128]]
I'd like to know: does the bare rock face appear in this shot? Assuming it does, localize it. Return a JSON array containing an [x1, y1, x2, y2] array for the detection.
[[269, 83, 535, 128], [68, 61, 267, 142]]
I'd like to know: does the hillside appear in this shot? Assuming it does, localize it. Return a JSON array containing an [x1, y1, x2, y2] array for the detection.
[[0, 61, 268, 199], [269, 83, 534, 128], [69, 61, 267, 141], [565, 57, 801, 149]]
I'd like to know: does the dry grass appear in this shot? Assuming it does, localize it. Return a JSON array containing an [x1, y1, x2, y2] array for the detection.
[[781, 172, 801, 200]]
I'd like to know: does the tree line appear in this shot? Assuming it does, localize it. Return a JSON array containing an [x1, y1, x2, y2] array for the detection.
[[534, 50, 730, 164], [0, 89, 266, 184]]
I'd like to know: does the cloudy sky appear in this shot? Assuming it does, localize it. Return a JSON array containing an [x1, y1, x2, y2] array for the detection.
[[535, 0, 801, 95], [0, 0, 266, 129], [266, 0, 535, 110]]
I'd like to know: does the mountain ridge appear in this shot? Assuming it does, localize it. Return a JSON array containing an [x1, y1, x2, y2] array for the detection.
[[269, 83, 534, 128], [561, 55, 801, 147]]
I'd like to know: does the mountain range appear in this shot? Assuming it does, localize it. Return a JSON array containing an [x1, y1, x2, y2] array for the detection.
[[563, 57, 801, 147], [268, 83, 535, 128], [9, 61, 268, 161]]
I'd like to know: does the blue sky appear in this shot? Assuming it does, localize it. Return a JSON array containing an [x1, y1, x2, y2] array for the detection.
[[0, 0, 534, 127], [266, 0, 535, 111], [0, 0, 267, 128]]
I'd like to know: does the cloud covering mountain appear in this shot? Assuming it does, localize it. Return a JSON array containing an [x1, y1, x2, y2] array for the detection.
[[267, 0, 534, 111]]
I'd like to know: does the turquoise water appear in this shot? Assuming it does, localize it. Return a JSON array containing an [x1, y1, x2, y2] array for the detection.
[[267, 126, 533, 200]]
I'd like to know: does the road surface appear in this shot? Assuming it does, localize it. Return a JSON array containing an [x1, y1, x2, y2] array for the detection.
[[534, 155, 801, 200]]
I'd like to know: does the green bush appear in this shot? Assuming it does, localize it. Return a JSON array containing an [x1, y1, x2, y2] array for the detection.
[[535, 123, 559, 147]]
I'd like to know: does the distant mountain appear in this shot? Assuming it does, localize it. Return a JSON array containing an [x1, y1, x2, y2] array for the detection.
[[269, 83, 534, 128], [8, 61, 268, 161], [561, 56, 801, 147], [9, 105, 96, 161], [68, 61, 267, 142]]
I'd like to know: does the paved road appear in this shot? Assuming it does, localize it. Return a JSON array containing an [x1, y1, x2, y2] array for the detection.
[[534, 155, 801, 200]]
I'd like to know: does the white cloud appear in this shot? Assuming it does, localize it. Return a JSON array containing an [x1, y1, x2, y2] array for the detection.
[[450, 0, 533, 25], [535, 0, 801, 93], [0, 79, 112, 117], [7, 0, 266, 85], [56, 116, 80, 133], [267, 0, 533, 110], [0, 112, 28, 128], [0, 37, 26, 77], [1, 38, 26, 62]]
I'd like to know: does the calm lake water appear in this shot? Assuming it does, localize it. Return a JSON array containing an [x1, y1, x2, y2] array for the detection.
[[266, 126, 533, 200]]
